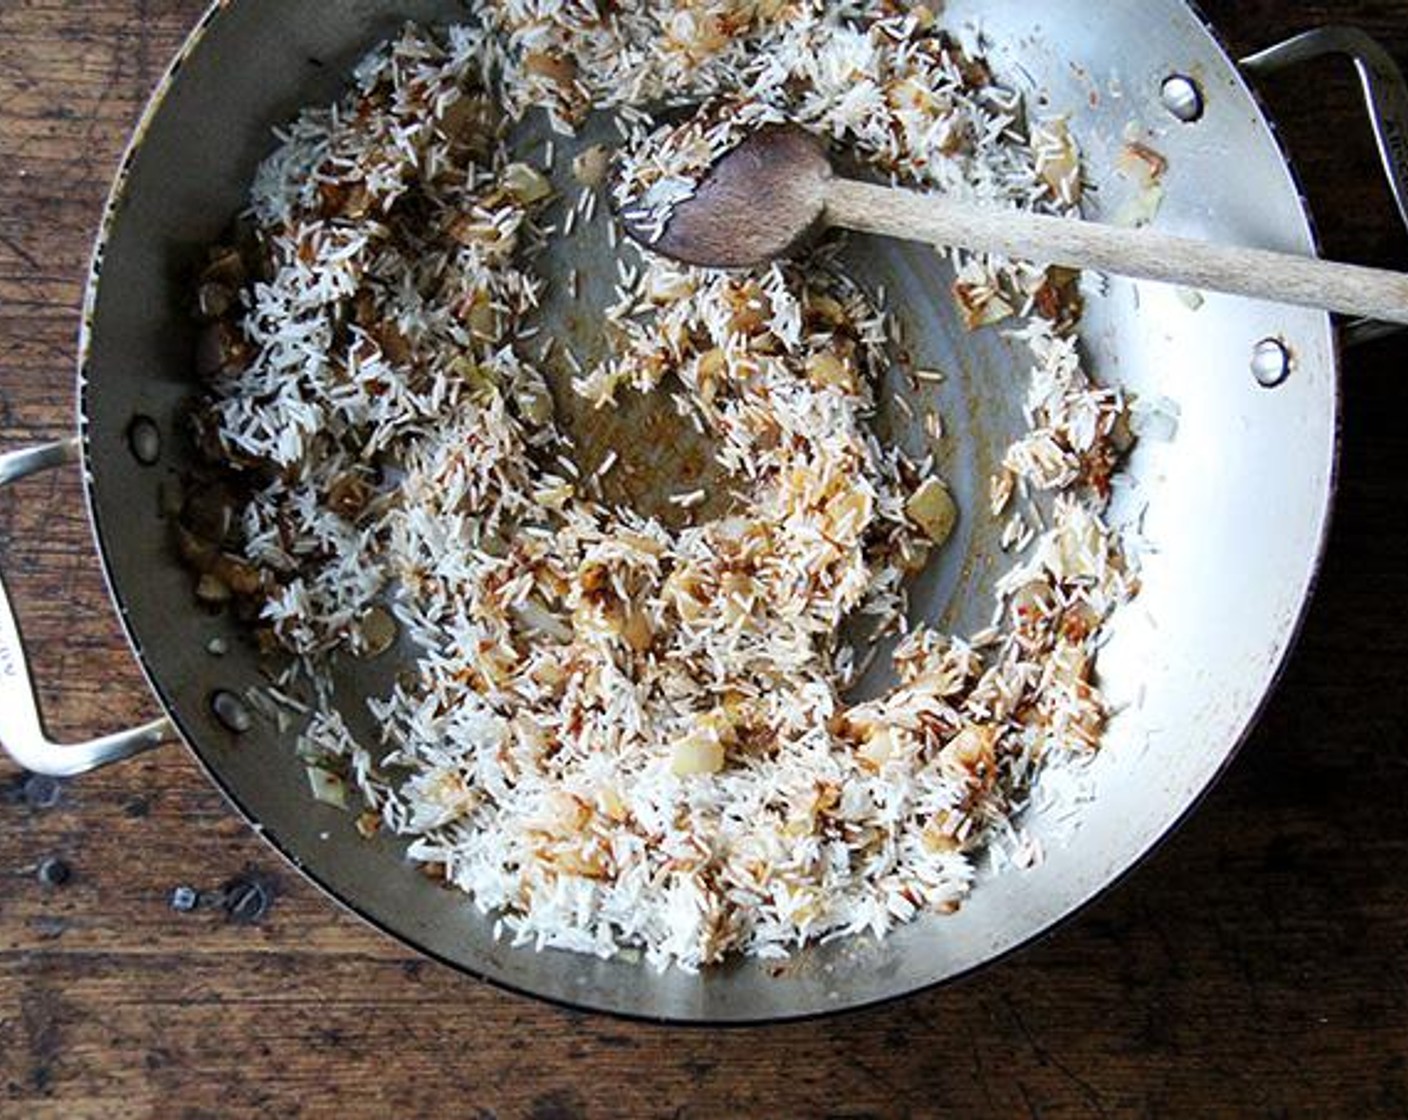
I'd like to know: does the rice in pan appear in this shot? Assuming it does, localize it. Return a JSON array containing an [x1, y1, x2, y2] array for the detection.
[[186, 2, 1135, 970]]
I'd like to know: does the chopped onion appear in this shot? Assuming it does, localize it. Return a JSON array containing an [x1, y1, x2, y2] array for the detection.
[[306, 766, 349, 810]]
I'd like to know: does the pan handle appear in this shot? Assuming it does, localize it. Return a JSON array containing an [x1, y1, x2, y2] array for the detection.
[[1242, 27, 1408, 346], [0, 439, 174, 777]]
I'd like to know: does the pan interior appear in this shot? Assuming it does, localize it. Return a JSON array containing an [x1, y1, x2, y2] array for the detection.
[[502, 106, 1024, 699], [81, 0, 1337, 1022]]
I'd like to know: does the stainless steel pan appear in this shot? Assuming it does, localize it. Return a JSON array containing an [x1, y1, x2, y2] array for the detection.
[[2, 0, 1404, 1023]]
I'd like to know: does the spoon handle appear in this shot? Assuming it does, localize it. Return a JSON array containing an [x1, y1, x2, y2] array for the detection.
[[824, 177, 1408, 325]]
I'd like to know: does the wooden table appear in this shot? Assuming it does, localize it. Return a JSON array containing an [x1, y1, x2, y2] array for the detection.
[[1, 2, 1405, 1116]]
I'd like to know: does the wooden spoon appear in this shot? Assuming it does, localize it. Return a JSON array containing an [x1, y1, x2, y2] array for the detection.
[[620, 123, 1408, 325]]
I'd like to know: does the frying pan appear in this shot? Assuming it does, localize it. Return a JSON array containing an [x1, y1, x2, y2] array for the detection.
[[1, 0, 1404, 1024]]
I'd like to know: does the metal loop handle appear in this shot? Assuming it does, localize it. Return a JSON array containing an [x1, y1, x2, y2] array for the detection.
[[1242, 26, 1408, 347], [0, 439, 174, 777]]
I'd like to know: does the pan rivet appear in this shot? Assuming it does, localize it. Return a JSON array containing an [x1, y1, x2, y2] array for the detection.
[[126, 416, 162, 466], [211, 690, 253, 734], [1161, 75, 1205, 123], [1251, 338, 1293, 387]]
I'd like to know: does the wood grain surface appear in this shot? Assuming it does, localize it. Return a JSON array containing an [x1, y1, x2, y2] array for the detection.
[[1, 2, 1406, 1117]]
